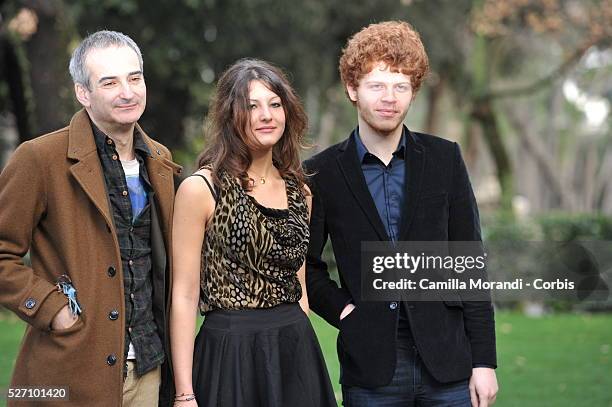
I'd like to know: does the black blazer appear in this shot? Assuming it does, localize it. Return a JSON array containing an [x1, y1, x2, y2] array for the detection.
[[305, 129, 497, 388]]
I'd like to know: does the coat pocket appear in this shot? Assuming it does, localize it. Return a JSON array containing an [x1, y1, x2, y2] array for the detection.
[[48, 315, 85, 336]]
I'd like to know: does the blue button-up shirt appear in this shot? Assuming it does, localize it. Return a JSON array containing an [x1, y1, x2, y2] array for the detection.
[[355, 129, 415, 330], [354, 128, 407, 242]]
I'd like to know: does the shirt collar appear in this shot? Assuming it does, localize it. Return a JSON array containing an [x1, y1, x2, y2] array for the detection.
[[354, 126, 407, 163], [89, 115, 151, 158]]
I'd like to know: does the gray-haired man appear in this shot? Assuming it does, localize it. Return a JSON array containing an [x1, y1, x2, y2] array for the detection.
[[0, 30, 180, 406]]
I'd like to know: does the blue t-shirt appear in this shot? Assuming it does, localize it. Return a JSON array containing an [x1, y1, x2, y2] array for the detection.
[[121, 158, 147, 220]]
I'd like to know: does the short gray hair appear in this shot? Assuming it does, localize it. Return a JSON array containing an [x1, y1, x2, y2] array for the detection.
[[69, 30, 143, 89]]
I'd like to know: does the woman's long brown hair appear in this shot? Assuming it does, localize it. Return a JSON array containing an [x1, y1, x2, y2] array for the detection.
[[198, 58, 309, 191]]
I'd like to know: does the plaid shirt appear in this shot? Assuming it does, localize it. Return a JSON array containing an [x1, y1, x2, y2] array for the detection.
[[92, 121, 165, 377]]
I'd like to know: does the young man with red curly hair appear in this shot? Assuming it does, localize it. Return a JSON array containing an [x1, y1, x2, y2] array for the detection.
[[305, 21, 498, 406]]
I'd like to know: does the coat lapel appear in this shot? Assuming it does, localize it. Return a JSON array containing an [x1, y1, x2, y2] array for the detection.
[[145, 154, 175, 241], [336, 133, 390, 241], [398, 129, 425, 240], [66, 110, 180, 238], [67, 110, 114, 228], [140, 127, 179, 243]]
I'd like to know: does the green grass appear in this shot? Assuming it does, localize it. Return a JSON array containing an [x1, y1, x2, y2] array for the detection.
[[0, 312, 24, 407], [1, 311, 611, 406], [491, 312, 612, 407], [309, 311, 612, 407]]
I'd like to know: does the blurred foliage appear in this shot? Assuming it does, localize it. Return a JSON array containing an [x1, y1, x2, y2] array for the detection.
[[484, 212, 612, 242], [537, 212, 612, 241], [483, 212, 612, 312], [1, 0, 610, 212], [483, 211, 541, 242], [57, 0, 422, 153]]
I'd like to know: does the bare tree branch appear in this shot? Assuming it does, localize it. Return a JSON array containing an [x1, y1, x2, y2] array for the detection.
[[505, 107, 579, 210], [484, 36, 605, 100]]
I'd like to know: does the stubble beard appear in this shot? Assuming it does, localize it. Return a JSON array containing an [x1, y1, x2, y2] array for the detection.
[[358, 102, 408, 136]]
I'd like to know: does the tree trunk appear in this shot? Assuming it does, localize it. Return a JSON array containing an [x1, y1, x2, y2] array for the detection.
[[595, 149, 612, 213], [471, 97, 513, 211], [0, 29, 34, 142], [22, 0, 76, 138], [0, 113, 19, 170], [583, 144, 598, 211], [424, 75, 445, 135], [505, 107, 579, 211]]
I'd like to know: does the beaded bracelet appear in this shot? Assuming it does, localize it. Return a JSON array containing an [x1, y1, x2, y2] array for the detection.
[[174, 393, 196, 403]]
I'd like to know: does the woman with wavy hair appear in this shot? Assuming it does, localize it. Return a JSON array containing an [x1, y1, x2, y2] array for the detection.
[[170, 58, 336, 407]]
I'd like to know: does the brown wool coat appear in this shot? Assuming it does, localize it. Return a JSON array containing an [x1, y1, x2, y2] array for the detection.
[[0, 110, 182, 406]]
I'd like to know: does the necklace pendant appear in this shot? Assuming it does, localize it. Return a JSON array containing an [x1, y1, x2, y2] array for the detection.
[[260, 177, 266, 184]]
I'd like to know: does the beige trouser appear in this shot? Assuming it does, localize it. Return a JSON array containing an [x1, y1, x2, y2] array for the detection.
[[122, 361, 161, 407]]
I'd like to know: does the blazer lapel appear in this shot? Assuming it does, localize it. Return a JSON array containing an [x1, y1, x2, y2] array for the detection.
[[336, 133, 390, 241], [67, 110, 114, 228], [398, 129, 425, 240]]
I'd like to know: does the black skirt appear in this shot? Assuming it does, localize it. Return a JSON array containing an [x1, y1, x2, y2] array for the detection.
[[193, 303, 337, 407]]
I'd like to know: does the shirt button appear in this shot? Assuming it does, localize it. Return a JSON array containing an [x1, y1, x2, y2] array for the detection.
[[107, 354, 117, 366], [389, 302, 398, 310], [129, 226, 134, 233], [130, 293, 135, 299], [106, 139, 113, 145], [24, 298, 37, 309], [128, 260, 134, 266], [109, 309, 119, 320], [112, 154, 118, 161], [122, 190, 128, 197], [107, 266, 116, 277], [128, 327, 133, 333]]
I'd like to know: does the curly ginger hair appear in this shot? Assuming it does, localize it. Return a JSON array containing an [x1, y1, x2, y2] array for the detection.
[[339, 21, 430, 97]]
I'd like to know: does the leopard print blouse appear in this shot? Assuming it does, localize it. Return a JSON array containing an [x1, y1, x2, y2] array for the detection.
[[199, 170, 309, 313]]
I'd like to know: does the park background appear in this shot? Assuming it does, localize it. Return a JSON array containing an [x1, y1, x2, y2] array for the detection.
[[0, 0, 611, 405]]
